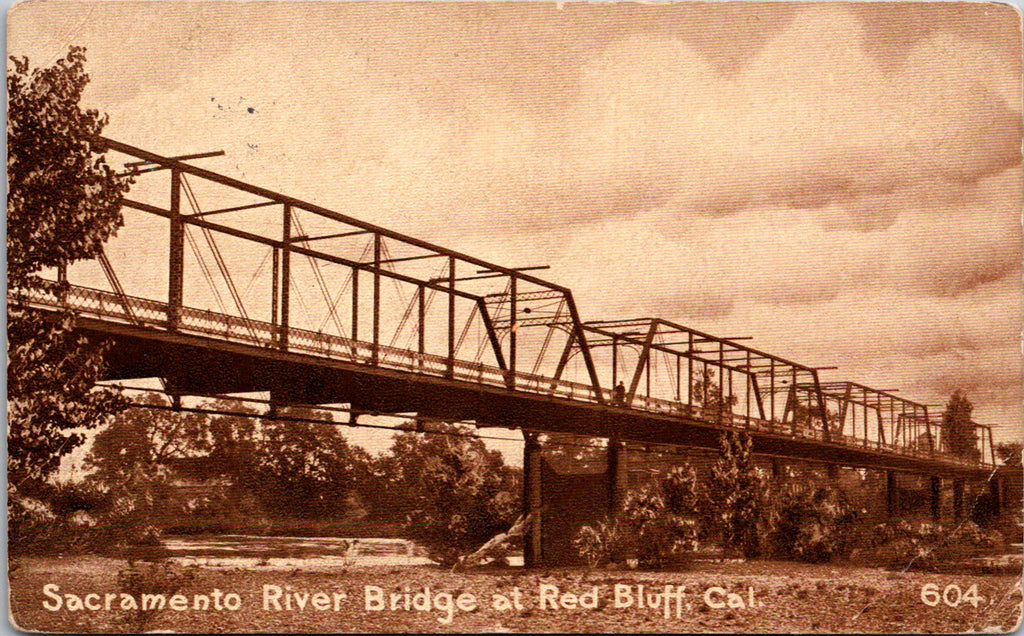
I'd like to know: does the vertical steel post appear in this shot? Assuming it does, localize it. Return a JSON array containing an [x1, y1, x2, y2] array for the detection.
[[745, 352, 751, 424], [687, 333, 694, 409], [509, 276, 517, 380], [372, 234, 381, 365], [702, 362, 709, 408], [271, 248, 279, 326], [930, 476, 941, 522], [447, 256, 455, 379], [676, 355, 681, 403], [279, 205, 291, 349], [168, 169, 184, 329], [727, 368, 733, 418], [645, 352, 651, 401], [612, 336, 618, 387], [417, 285, 425, 368], [351, 268, 359, 342], [718, 343, 724, 423]]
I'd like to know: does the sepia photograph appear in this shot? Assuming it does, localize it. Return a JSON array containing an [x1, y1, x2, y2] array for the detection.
[[6, 1, 1024, 632]]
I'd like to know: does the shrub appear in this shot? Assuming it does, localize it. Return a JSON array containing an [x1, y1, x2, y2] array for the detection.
[[377, 423, 521, 567], [661, 465, 713, 546], [574, 477, 704, 569], [573, 519, 627, 568], [853, 520, 1008, 570], [621, 486, 678, 568], [709, 432, 771, 558], [768, 485, 859, 563]]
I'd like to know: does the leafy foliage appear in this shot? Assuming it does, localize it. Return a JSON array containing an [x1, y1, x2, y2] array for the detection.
[[7, 46, 131, 287], [572, 519, 625, 568], [942, 391, 979, 460], [619, 485, 687, 568], [7, 309, 128, 490], [7, 47, 133, 494], [87, 394, 211, 487], [768, 485, 860, 563], [709, 431, 771, 558], [246, 408, 372, 520], [85, 399, 372, 528], [995, 441, 1022, 466], [369, 422, 520, 567], [690, 367, 737, 415], [855, 519, 1007, 570], [574, 467, 709, 569]]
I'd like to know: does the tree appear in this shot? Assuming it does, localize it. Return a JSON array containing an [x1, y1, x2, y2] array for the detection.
[[370, 422, 521, 566], [86, 394, 211, 487], [7, 47, 132, 492], [691, 367, 737, 416], [538, 432, 606, 472], [942, 391, 979, 460], [708, 431, 770, 558], [248, 407, 370, 520], [995, 441, 1023, 467]]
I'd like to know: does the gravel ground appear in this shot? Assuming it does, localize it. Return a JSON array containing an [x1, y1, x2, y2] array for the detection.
[[9, 556, 1022, 633]]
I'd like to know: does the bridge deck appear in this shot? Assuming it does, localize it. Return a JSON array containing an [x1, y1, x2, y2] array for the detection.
[[13, 280, 992, 478]]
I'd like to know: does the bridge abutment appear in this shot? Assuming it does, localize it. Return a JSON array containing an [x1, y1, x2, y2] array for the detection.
[[953, 479, 964, 521], [607, 439, 628, 515], [989, 476, 1002, 516], [886, 471, 897, 518], [522, 432, 543, 568]]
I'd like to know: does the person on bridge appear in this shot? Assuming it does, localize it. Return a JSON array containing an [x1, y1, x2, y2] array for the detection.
[[613, 381, 626, 407]]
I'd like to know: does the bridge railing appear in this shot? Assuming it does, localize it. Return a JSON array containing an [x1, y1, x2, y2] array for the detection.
[[12, 279, 992, 468]]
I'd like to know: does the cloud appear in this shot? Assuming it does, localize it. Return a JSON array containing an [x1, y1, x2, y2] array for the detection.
[[552, 5, 1021, 229]]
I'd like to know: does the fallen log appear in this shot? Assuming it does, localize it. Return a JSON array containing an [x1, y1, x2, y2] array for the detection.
[[453, 510, 541, 571]]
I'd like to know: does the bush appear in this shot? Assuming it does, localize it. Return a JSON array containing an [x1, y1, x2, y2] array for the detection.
[[852, 520, 1008, 569], [574, 477, 704, 569], [621, 486, 678, 568], [376, 423, 521, 567], [768, 485, 859, 563], [661, 465, 713, 547], [709, 432, 771, 558], [573, 519, 627, 568]]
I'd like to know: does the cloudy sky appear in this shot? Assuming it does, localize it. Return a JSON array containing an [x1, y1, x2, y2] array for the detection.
[[9, 2, 1023, 453]]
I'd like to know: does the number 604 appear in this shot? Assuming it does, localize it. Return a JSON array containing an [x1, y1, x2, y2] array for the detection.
[[921, 583, 982, 608]]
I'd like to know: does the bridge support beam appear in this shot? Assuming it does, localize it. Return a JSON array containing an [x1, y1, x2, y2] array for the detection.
[[522, 432, 542, 568], [608, 439, 628, 516], [168, 169, 183, 329], [826, 464, 839, 481], [279, 205, 291, 349], [930, 476, 941, 522], [886, 471, 896, 518], [953, 479, 964, 521]]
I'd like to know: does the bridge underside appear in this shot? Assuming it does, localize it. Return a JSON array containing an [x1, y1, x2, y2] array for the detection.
[[83, 316, 988, 480]]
